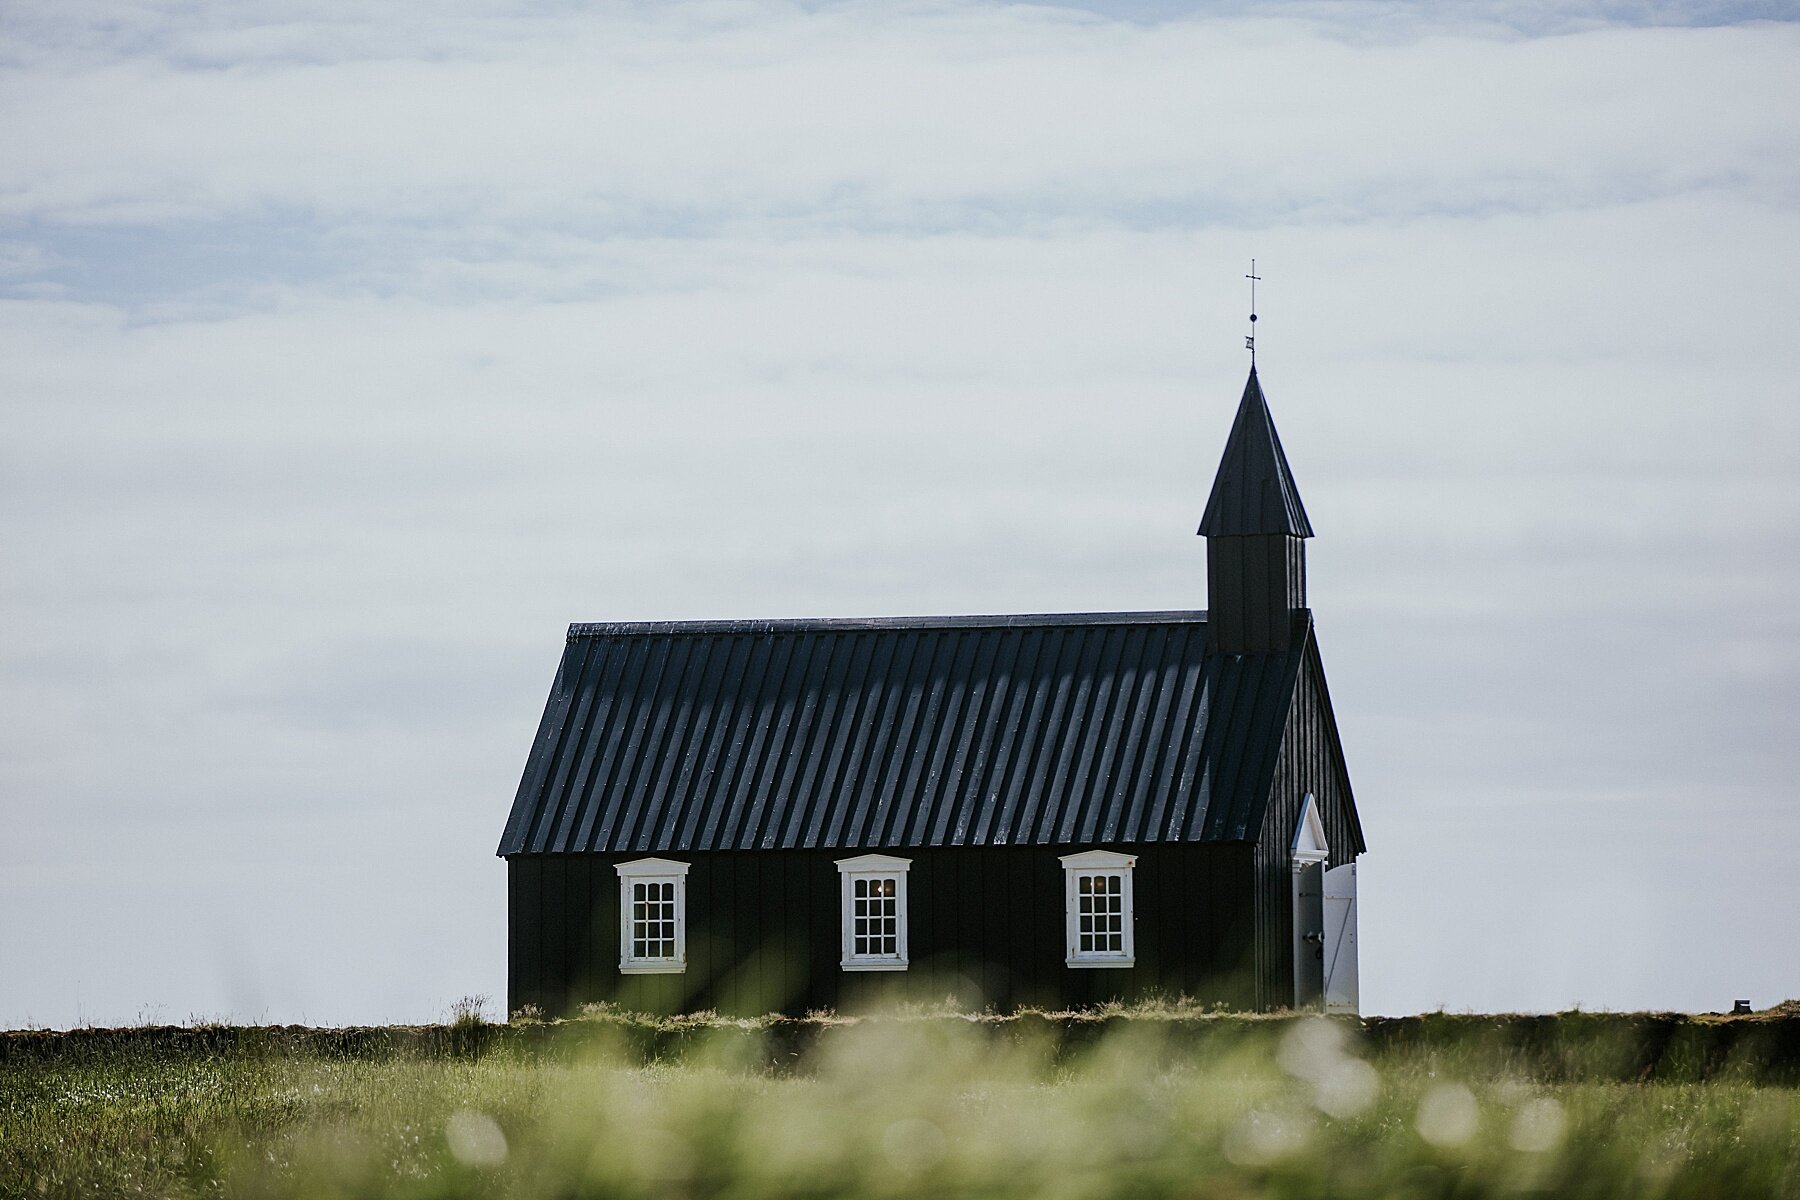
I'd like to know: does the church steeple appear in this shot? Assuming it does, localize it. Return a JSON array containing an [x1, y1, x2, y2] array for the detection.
[[1201, 366, 1312, 653], [1199, 366, 1312, 538]]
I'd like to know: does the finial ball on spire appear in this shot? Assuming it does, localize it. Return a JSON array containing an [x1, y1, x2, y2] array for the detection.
[[1244, 260, 1262, 360]]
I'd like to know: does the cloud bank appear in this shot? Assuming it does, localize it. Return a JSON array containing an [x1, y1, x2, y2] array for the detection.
[[2, 0, 1797, 1024]]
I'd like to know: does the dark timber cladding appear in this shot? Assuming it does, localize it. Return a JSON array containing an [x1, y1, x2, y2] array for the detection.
[[1207, 535, 1306, 653], [508, 843, 1261, 1015], [497, 610, 1312, 857], [1253, 637, 1362, 1009]]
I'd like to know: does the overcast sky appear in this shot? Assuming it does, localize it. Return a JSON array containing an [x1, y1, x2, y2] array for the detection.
[[3, 0, 1796, 1027]]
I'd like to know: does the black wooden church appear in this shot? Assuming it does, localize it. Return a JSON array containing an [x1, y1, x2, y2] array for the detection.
[[498, 367, 1364, 1015]]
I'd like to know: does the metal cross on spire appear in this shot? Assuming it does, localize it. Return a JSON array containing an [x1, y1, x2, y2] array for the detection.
[[1245, 259, 1261, 365]]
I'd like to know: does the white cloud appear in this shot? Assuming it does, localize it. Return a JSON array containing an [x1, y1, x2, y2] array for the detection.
[[1, 1, 1797, 1025], [3, 6, 1795, 238]]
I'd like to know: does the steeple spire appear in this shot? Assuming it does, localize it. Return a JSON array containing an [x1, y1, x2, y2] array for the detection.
[[1198, 367, 1313, 538], [1200, 367, 1312, 654]]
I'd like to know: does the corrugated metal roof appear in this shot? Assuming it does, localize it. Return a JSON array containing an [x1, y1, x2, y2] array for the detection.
[[1197, 367, 1314, 538], [498, 610, 1311, 856]]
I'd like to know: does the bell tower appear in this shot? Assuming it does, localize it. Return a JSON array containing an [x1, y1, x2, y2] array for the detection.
[[1199, 366, 1312, 653]]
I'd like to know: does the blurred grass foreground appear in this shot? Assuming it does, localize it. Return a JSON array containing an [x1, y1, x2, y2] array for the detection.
[[4, 1005, 1799, 1199]]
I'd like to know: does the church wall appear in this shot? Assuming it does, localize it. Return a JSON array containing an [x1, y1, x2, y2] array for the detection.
[[1252, 631, 1360, 1010], [506, 842, 1256, 1018]]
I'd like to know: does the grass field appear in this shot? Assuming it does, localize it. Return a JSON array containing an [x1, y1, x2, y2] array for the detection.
[[3, 1007, 1797, 1199]]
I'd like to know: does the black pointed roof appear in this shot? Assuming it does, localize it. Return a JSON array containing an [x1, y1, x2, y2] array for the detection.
[[1197, 367, 1313, 538], [496, 610, 1318, 856]]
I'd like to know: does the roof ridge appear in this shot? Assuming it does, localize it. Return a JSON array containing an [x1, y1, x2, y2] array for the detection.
[[568, 610, 1210, 638]]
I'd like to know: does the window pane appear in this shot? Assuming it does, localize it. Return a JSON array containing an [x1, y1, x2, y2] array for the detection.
[[846, 872, 904, 960], [1068, 867, 1130, 958]]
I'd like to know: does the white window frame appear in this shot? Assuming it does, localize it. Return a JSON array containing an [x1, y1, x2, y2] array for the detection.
[[836, 854, 911, 971], [1060, 850, 1136, 968], [616, 857, 689, 974]]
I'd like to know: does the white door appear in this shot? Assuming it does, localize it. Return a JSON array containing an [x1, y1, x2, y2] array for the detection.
[[1323, 863, 1358, 1015], [1292, 861, 1325, 1009]]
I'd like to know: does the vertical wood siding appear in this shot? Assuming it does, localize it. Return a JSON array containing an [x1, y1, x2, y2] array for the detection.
[[1251, 634, 1360, 1010], [1206, 536, 1306, 653], [507, 843, 1257, 1017]]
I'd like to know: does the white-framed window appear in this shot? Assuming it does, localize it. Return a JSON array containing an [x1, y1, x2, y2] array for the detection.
[[835, 854, 911, 971], [1060, 850, 1136, 968], [616, 857, 689, 974]]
